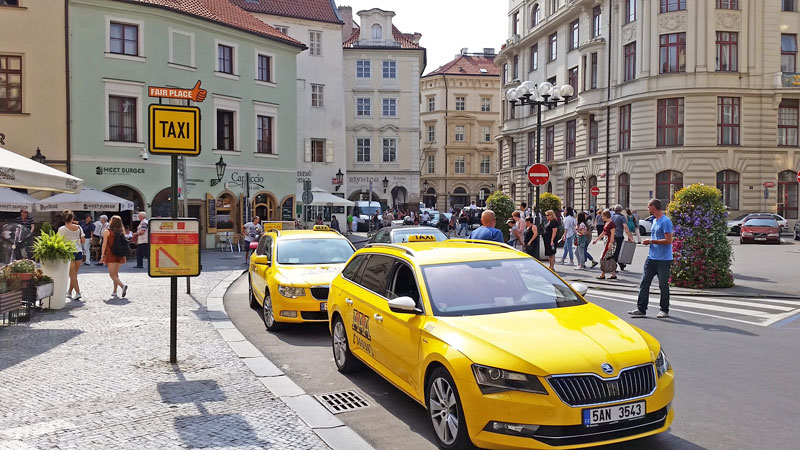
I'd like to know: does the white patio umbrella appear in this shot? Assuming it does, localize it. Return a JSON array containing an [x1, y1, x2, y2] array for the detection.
[[36, 187, 135, 212], [0, 187, 38, 212], [0, 146, 83, 193], [308, 187, 355, 207]]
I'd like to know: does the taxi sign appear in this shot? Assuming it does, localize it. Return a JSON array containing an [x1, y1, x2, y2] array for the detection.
[[313, 225, 331, 231], [148, 218, 201, 277], [148, 104, 201, 156], [408, 234, 436, 242], [263, 222, 283, 230]]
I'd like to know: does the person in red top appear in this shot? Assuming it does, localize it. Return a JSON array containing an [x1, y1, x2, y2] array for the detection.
[[591, 210, 617, 280]]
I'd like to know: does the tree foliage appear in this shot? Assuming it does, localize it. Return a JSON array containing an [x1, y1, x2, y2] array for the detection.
[[486, 190, 515, 241], [538, 192, 562, 215], [667, 184, 734, 288]]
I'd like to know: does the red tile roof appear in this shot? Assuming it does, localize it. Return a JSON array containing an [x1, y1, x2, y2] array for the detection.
[[424, 54, 499, 77], [120, 0, 304, 48], [342, 25, 423, 49], [232, 0, 342, 24]]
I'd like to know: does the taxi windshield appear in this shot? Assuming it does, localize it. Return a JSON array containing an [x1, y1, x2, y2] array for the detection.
[[277, 239, 354, 265], [393, 228, 447, 243], [421, 258, 585, 316]]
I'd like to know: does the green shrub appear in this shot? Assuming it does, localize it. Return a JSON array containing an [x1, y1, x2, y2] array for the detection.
[[32, 231, 76, 263], [538, 192, 562, 216], [666, 183, 734, 288], [40, 222, 53, 235], [486, 190, 515, 242]]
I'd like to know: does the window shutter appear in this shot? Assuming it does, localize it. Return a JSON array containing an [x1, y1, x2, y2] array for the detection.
[[325, 140, 334, 163], [304, 139, 311, 162]]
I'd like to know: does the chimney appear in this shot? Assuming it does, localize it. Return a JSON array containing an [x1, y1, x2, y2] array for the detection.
[[483, 48, 496, 56], [412, 32, 422, 45], [460, 47, 469, 55], [338, 6, 353, 43]]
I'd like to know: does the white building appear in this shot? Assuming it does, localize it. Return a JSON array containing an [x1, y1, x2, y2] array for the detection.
[[339, 6, 426, 211], [240, 0, 348, 224]]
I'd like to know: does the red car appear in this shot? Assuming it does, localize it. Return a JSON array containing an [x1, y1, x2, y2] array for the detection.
[[740, 217, 781, 244]]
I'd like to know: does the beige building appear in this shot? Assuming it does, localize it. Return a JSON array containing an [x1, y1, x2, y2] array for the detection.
[[420, 50, 501, 210], [0, 0, 69, 173], [339, 7, 426, 210], [495, 0, 800, 221]]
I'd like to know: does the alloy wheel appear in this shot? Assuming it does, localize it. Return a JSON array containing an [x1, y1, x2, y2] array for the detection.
[[333, 320, 348, 367], [429, 377, 459, 446], [262, 294, 275, 327]]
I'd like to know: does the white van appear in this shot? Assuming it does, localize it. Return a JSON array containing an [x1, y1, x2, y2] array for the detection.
[[351, 201, 383, 231]]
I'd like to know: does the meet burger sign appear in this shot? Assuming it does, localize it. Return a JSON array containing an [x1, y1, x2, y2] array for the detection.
[[37, 202, 120, 212]]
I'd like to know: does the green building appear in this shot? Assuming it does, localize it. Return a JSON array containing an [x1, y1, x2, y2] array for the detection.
[[69, 0, 304, 248]]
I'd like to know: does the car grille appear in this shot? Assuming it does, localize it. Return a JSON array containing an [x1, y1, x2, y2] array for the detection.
[[310, 287, 329, 301], [300, 311, 329, 321], [548, 364, 656, 407], [751, 232, 767, 238]]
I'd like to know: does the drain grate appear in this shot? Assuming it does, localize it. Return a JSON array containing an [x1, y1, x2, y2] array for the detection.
[[314, 390, 371, 414]]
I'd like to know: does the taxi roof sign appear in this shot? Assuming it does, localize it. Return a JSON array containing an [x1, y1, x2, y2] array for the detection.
[[149, 104, 201, 156], [408, 234, 436, 242], [313, 225, 331, 231]]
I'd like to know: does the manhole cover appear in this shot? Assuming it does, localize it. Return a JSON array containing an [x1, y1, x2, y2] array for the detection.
[[314, 390, 371, 414]]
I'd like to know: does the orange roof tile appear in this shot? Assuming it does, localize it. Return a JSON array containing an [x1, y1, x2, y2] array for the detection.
[[232, 0, 342, 24], [425, 54, 499, 77]]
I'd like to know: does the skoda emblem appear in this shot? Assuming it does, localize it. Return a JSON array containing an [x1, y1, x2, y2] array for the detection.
[[601, 363, 614, 374]]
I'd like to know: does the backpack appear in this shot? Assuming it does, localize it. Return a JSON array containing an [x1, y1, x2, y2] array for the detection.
[[111, 232, 129, 257]]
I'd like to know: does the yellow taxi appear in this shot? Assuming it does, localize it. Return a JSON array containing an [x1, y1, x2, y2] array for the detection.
[[248, 225, 355, 331], [327, 237, 674, 449]]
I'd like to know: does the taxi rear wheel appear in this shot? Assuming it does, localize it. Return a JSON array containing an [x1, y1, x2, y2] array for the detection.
[[248, 274, 258, 309], [425, 367, 474, 450], [262, 291, 286, 331], [332, 316, 361, 373]]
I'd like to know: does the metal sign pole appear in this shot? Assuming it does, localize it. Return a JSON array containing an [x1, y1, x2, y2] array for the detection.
[[170, 154, 178, 363]]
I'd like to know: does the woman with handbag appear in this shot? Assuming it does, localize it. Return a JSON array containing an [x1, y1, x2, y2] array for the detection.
[[591, 210, 617, 279]]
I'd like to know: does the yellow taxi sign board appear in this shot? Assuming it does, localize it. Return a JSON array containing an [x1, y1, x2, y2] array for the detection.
[[313, 225, 330, 231], [148, 218, 201, 277], [263, 222, 283, 230], [148, 104, 201, 156], [408, 234, 436, 242]]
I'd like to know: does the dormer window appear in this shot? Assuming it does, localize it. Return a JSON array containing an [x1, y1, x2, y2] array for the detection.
[[371, 24, 383, 40]]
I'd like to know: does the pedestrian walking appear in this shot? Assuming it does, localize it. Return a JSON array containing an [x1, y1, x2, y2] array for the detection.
[[592, 210, 617, 279], [133, 211, 149, 268], [469, 210, 504, 243], [242, 216, 263, 263], [506, 218, 524, 251], [523, 216, 538, 258], [611, 205, 635, 271], [101, 215, 128, 298], [330, 215, 340, 233], [560, 207, 577, 265], [626, 209, 638, 245], [595, 208, 605, 237], [58, 210, 85, 301], [93, 215, 109, 265], [632, 209, 642, 244], [448, 213, 457, 237], [15, 208, 35, 259], [80, 215, 95, 265], [575, 212, 597, 269], [630, 199, 674, 319], [543, 210, 559, 271], [458, 210, 469, 237]]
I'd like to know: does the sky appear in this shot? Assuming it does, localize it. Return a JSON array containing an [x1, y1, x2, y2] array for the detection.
[[337, 0, 508, 74]]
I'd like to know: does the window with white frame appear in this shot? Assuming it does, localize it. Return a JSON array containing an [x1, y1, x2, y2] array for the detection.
[[427, 96, 435, 111], [778, 99, 799, 146], [216, 109, 235, 150], [455, 125, 465, 142], [110, 21, 139, 56], [218, 43, 234, 74], [427, 155, 435, 174], [256, 115, 273, 154], [382, 98, 397, 117], [356, 138, 371, 162], [455, 156, 465, 174], [309, 31, 322, 56], [108, 96, 137, 142], [427, 125, 435, 142], [311, 139, 325, 162], [382, 60, 396, 78], [371, 24, 382, 40], [356, 97, 371, 117], [274, 25, 288, 35], [480, 156, 490, 174], [311, 84, 324, 107], [455, 96, 465, 111], [0, 55, 21, 113], [356, 59, 371, 78], [481, 97, 491, 112], [257, 54, 272, 82], [382, 138, 397, 163], [169, 29, 194, 67], [481, 125, 491, 142]]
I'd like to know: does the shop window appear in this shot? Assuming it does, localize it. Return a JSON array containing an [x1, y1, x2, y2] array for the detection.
[[215, 193, 237, 230], [253, 192, 276, 221]]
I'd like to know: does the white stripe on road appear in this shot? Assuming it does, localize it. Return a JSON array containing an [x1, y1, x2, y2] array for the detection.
[[686, 296, 800, 308]]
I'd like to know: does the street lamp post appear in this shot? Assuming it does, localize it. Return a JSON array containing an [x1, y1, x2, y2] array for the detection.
[[506, 81, 574, 211], [579, 175, 586, 211], [31, 147, 46, 165]]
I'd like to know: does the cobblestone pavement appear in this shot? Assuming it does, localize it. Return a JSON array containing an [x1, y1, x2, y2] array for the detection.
[[0, 252, 329, 450]]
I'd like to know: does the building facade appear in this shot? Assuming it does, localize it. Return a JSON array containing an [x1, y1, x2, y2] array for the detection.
[[69, 0, 303, 248], [419, 50, 501, 210], [495, 0, 800, 220], [339, 7, 426, 211], [237, 0, 348, 225], [0, 0, 69, 173]]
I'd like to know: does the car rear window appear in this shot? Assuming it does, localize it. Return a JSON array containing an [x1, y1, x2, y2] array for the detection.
[[744, 219, 778, 227], [277, 239, 355, 264]]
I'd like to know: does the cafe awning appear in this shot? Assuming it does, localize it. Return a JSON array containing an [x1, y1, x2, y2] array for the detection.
[[36, 187, 135, 212], [0, 146, 83, 193], [0, 187, 38, 212], [308, 187, 354, 207]]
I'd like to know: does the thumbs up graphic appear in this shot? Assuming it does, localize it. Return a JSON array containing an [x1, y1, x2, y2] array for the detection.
[[190, 80, 207, 102]]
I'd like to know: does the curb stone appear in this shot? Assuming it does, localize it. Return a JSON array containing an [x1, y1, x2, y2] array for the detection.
[[209, 271, 375, 450]]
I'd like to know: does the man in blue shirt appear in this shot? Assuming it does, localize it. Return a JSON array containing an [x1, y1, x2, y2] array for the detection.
[[629, 199, 674, 319], [469, 210, 504, 243]]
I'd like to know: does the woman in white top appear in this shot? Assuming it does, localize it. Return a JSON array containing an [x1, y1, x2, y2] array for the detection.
[[57, 210, 86, 301]]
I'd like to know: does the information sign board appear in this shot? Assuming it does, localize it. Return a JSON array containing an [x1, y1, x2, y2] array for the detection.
[[148, 218, 201, 278]]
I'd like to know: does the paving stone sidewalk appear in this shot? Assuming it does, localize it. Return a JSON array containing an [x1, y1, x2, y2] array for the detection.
[[0, 254, 329, 450]]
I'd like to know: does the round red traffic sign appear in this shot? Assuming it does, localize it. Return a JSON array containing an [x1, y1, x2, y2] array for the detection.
[[590, 186, 600, 197], [797, 170, 800, 183], [527, 163, 550, 186]]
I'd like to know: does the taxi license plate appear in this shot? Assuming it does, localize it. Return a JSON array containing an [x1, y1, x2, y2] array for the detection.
[[582, 401, 645, 426], [320, 302, 327, 311]]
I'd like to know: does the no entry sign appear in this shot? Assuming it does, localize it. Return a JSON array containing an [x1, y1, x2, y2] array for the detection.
[[527, 164, 550, 186], [797, 170, 800, 183], [591, 186, 600, 197]]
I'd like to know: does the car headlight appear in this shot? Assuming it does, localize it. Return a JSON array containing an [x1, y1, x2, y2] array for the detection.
[[472, 364, 548, 395], [278, 285, 305, 298], [655, 349, 671, 378], [741, 231, 752, 237]]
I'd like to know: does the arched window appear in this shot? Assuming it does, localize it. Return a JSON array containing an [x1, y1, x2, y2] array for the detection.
[[452, 187, 468, 210], [215, 193, 237, 230], [371, 24, 382, 40], [716, 170, 739, 210], [655, 170, 683, 207], [618, 173, 630, 209], [566, 178, 575, 208], [151, 187, 174, 219], [424, 187, 436, 209], [253, 192, 276, 221], [104, 185, 145, 225], [778, 170, 799, 219], [531, 4, 541, 27]]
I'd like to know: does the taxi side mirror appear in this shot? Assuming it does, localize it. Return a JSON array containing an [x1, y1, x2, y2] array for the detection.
[[572, 282, 589, 296], [253, 255, 270, 266], [388, 296, 418, 314]]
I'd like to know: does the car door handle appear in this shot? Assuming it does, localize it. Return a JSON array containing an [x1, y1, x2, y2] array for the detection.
[[345, 298, 353, 305], [373, 313, 383, 323]]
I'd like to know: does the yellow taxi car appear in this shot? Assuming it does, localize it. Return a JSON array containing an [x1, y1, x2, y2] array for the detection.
[[328, 237, 674, 449], [248, 225, 355, 331]]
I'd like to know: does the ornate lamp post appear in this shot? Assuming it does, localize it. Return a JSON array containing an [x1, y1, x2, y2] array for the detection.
[[382, 176, 389, 193], [579, 175, 586, 211], [31, 147, 46, 165], [334, 168, 344, 192], [210, 156, 227, 187]]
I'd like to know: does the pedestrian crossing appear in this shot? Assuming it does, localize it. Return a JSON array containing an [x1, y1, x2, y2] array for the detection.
[[586, 290, 800, 327]]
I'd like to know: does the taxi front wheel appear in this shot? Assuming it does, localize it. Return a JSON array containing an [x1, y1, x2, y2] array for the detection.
[[332, 316, 361, 373], [425, 368, 475, 450], [262, 291, 286, 331]]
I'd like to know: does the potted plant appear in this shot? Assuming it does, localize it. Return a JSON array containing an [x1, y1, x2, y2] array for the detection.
[[32, 231, 75, 310], [6, 259, 37, 280], [0, 270, 24, 321], [33, 269, 54, 301]]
